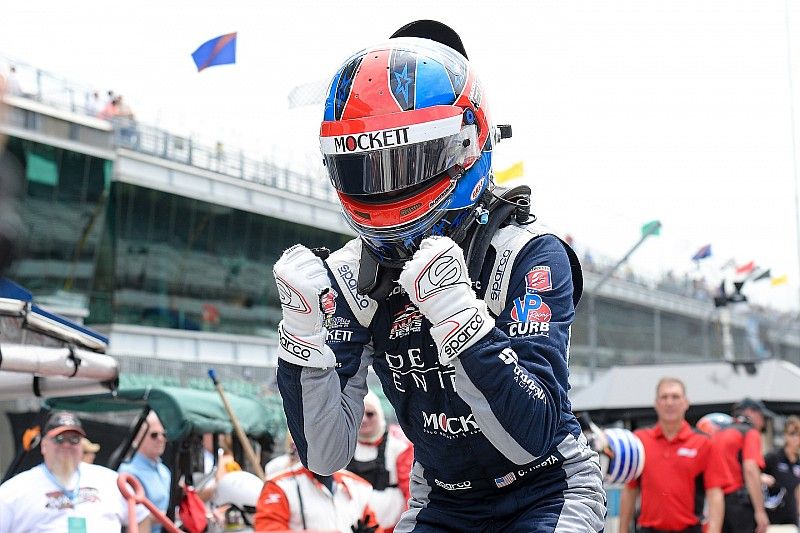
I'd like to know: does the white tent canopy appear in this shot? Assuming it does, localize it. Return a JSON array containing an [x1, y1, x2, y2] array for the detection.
[[569, 358, 800, 424], [0, 278, 118, 399], [0, 372, 114, 400]]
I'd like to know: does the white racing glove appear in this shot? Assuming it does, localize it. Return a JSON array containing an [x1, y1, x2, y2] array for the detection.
[[398, 236, 494, 364], [273, 244, 336, 368]]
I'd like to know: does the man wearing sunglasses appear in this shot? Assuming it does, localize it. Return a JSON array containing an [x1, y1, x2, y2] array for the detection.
[[119, 412, 172, 533], [0, 410, 150, 532]]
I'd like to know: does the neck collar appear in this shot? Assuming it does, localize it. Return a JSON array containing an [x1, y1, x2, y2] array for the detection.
[[135, 451, 161, 465], [41, 463, 80, 500], [657, 420, 690, 441]]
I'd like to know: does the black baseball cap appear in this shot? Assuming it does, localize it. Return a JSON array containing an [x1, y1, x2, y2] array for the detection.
[[733, 398, 777, 418], [44, 411, 86, 438]]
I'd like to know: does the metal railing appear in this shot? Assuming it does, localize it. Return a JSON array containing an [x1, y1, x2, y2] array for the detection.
[[111, 121, 339, 203], [1, 56, 97, 115], [1, 55, 339, 204]]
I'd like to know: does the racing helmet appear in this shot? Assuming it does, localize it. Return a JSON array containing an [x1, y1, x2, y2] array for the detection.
[[593, 428, 645, 485], [213, 471, 263, 512], [320, 21, 496, 266], [696, 412, 733, 436]]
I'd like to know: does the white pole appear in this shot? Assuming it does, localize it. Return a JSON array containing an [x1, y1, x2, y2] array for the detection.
[[784, 0, 800, 312], [720, 306, 735, 363]]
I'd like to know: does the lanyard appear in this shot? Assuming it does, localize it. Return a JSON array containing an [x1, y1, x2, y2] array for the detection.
[[41, 464, 81, 503]]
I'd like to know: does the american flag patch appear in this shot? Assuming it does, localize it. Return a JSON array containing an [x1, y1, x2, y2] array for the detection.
[[494, 472, 517, 488]]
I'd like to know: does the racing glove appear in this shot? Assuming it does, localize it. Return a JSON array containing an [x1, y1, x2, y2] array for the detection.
[[398, 236, 494, 365], [272, 244, 336, 368]]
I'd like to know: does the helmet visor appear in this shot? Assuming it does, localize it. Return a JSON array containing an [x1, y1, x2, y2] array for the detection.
[[320, 107, 480, 196]]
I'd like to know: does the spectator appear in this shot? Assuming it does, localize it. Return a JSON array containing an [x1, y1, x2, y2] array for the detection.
[[85, 90, 103, 117], [81, 437, 100, 464], [0, 411, 150, 533], [214, 141, 226, 172], [217, 433, 243, 476], [620, 377, 729, 533], [113, 95, 138, 146], [715, 397, 775, 533], [191, 432, 241, 504], [347, 392, 413, 532], [762, 415, 800, 530], [189, 433, 220, 503], [255, 462, 382, 532], [115, 94, 134, 119], [202, 432, 216, 476], [98, 95, 117, 120], [264, 432, 300, 478], [119, 411, 172, 533], [5, 66, 22, 97]]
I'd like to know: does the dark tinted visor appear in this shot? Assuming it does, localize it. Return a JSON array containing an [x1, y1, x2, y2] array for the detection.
[[324, 128, 477, 196]]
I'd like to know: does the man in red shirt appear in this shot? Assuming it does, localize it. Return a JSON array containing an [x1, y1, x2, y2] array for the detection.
[[620, 377, 728, 533], [714, 398, 774, 533]]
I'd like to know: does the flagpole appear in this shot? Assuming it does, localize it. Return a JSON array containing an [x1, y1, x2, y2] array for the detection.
[[785, 0, 800, 311], [588, 221, 661, 380]]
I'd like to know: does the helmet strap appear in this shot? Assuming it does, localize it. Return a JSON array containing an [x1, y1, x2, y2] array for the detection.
[[357, 244, 400, 301]]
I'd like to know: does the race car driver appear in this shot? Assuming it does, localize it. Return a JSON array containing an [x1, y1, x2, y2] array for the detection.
[[272, 20, 606, 532]]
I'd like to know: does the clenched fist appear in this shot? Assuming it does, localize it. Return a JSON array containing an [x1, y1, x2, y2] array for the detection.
[[398, 236, 494, 364], [273, 244, 336, 368]]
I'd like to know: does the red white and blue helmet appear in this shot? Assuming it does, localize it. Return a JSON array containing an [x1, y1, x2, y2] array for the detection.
[[595, 428, 646, 485], [320, 24, 495, 265], [697, 412, 733, 436], [213, 471, 262, 511]]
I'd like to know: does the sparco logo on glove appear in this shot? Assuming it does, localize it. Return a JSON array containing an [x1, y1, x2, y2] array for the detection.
[[440, 308, 486, 360], [399, 236, 494, 364], [415, 249, 464, 301], [279, 325, 319, 361], [272, 243, 336, 368], [275, 276, 312, 314]]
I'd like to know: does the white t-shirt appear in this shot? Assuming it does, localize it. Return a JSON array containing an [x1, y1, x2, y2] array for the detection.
[[0, 462, 149, 533]]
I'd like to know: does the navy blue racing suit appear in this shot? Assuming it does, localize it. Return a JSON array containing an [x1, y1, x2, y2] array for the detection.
[[277, 224, 606, 532]]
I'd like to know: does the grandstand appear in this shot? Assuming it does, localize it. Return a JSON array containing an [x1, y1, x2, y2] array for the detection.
[[1, 58, 798, 396]]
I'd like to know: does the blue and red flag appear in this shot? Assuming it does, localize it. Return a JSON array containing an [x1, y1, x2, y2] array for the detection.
[[691, 244, 712, 261], [192, 32, 237, 72], [735, 260, 756, 276]]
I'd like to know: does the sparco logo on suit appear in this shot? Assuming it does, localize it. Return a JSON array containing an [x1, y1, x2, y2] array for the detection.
[[490, 249, 512, 301]]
